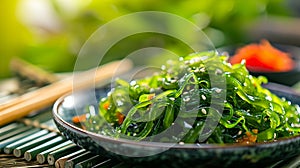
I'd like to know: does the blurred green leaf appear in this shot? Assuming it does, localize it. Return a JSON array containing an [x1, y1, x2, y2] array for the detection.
[[0, 0, 31, 78]]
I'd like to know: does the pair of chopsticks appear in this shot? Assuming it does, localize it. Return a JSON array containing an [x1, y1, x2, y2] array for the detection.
[[0, 59, 133, 126], [10, 57, 58, 85]]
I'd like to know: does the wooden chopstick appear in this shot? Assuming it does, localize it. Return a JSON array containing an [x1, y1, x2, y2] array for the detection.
[[10, 57, 58, 85], [0, 59, 132, 126], [0, 58, 59, 110]]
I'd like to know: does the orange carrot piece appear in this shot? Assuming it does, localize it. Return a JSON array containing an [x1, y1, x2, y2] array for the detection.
[[116, 112, 125, 125], [236, 129, 258, 144], [72, 114, 87, 124], [103, 101, 110, 110]]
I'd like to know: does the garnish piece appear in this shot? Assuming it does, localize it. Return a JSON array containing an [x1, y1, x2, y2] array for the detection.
[[229, 40, 295, 72]]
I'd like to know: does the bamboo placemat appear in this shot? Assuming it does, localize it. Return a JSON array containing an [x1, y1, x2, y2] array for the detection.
[[0, 154, 49, 168]]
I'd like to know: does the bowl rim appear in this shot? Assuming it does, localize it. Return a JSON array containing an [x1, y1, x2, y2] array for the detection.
[[53, 89, 300, 150]]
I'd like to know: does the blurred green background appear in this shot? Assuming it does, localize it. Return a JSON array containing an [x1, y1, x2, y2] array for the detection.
[[1, 0, 299, 79]]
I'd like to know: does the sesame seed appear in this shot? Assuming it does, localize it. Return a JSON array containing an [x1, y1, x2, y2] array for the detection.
[[215, 69, 223, 75], [167, 70, 174, 74], [221, 51, 229, 56], [215, 88, 222, 93], [241, 59, 246, 65], [130, 81, 137, 85], [167, 60, 173, 65], [201, 108, 207, 115], [183, 97, 190, 102], [170, 79, 177, 83], [194, 57, 201, 62], [189, 59, 195, 64]]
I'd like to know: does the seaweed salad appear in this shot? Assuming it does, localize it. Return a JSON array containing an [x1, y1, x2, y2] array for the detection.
[[76, 51, 300, 144]]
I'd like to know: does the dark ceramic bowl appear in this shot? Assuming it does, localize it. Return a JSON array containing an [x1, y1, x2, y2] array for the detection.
[[217, 43, 300, 86], [52, 84, 300, 168]]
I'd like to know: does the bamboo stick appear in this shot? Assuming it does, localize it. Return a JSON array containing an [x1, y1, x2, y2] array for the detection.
[[3, 129, 49, 154], [0, 123, 21, 137], [36, 140, 74, 164], [0, 128, 40, 152], [54, 149, 86, 168], [24, 136, 65, 161], [74, 155, 107, 168], [91, 159, 118, 168], [47, 143, 80, 165], [0, 59, 132, 126], [13, 132, 59, 157], [64, 151, 94, 168], [0, 126, 33, 141], [10, 57, 58, 85]]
